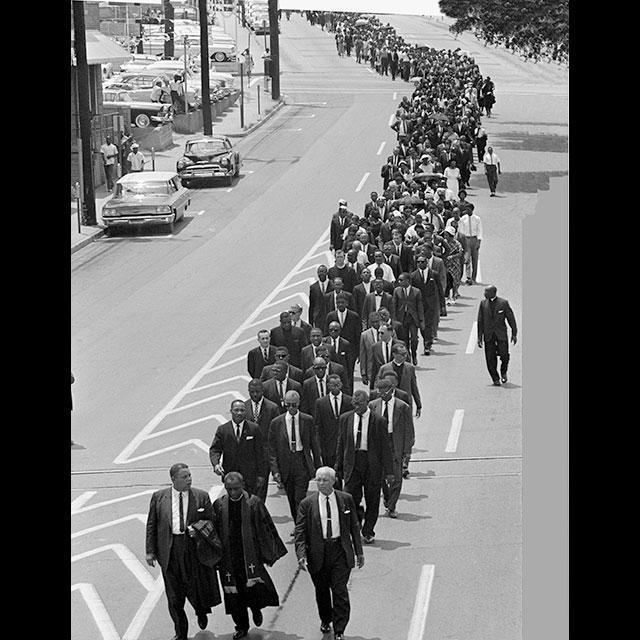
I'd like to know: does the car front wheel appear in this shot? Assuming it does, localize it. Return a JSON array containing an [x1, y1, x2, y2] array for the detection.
[[135, 113, 151, 127], [212, 52, 226, 62]]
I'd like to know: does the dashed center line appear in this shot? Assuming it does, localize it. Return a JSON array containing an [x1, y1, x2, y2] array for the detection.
[[376, 141, 386, 156], [445, 410, 465, 453], [465, 321, 478, 354], [393, 91, 397, 100], [407, 564, 435, 640], [355, 172, 370, 192], [388, 113, 395, 126]]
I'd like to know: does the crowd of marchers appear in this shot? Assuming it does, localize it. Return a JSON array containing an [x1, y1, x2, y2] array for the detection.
[[143, 11, 519, 640]]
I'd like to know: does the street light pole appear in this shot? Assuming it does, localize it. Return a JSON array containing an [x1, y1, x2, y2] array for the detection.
[[268, 0, 279, 99], [73, 0, 97, 226], [198, 0, 212, 134], [183, 35, 188, 112], [163, 0, 175, 58]]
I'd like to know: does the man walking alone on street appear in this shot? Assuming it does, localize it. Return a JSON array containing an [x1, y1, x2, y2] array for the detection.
[[483, 146, 501, 196]]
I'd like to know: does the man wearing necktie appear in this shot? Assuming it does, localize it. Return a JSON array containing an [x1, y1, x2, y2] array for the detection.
[[411, 250, 446, 356], [335, 390, 394, 544], [261, 362, 302, 414], [301, 357, 330, 418], [369, 379, 414, 519], [209, 400, 267, 498], [369, 324, 396, 390], [244, 380, 280, 503], [268, 390, 321, 532], [295, 467, 364, 640], [246, 330, 276, 379], [309, 265, 334, 329], [359, 311, 381, 388], [146, 464, 222, 640]]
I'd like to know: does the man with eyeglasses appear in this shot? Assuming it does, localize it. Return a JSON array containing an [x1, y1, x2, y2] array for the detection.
[[301, 327, 336, 373], [359, 312, 381, 388], [260, 347, 303, 385], [262, 361, 302, 414], [325, 319, 354, 393], [335, 390, 394, 545], [368, 324, 396, 390], [268, 390, 322, 532], [270, 311, 308, 370], [361, 279, 394, 326], [305, 343, 350, 395], [301, 357, 330, 418]]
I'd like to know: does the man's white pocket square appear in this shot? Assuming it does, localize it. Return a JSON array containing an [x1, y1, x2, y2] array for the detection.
[[344, 510, 351, 514], [246, 435, 254, 440], [498, 310, 504, 313], [197, 508, 205, 512]]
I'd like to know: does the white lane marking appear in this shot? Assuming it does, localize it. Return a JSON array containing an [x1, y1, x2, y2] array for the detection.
[[189, 374, 251, 394], [288, 101, 327, 106], [407, 564, 436, 640], [71, 514, 146, 539], [246, 170, 255, 174], [167, 391, 245, 414], [146, 414, 225, 440], [393, 91, 397, 100], [465, 321, 478, 354], [388, 113, 395, 126], [272, 128, 302, 132], [114, 227, 330, 465], [376, 141, 386, 156], [367, 67, 374, 73], [71, 490, 153, 515], [119, 438, 211, 463], [289, 114, 316, 118], [355, 172, 370, 193], [226, 188, 233, 192], [71, 583, 120, 640], [71, 491, 97, 513], [262, 291, 310, 310], [476, 260, 483, 283], [445, 410, 465, 453], [207, 354, 246, 372], [192, 210, 205, 215]]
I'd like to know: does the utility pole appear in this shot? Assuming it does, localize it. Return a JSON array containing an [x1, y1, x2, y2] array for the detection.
[[198, 0, 212, 134], [268, 0, 279, 99], [163, 0, 174, 58], [72, 0, 97, 226]]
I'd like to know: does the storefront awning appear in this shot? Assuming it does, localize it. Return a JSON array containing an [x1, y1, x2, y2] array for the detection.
[[84, 30, 131, 65]]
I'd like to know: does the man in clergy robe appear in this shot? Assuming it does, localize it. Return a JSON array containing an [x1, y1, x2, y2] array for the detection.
[[212, 472, 287, 640]]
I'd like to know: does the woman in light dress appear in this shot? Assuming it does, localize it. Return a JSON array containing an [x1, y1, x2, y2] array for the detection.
[[443, 159, 461, 198]]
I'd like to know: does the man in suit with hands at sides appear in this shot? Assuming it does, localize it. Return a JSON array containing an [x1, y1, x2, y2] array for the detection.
[[146, 463, 222, 640], [309, 265, 334, 329], [301, 327, 336, 374], [209, 400, 267, 498], [261, 361, 303, 414], [244, 379, 280, 503], [295, 466, 364, 640], [268, 390, 322, 533], [477, 285, 518, 386], [335, 389, 394, 545], [247, 330, 276, 380], [260, 347, 303, 385]]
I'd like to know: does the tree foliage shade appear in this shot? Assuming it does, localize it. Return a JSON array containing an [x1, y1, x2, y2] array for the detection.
[[439, 0, 569, 64]]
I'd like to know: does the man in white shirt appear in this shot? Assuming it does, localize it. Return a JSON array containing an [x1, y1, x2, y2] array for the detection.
[[370, 250, 395, 283], [457, 204, 483, 285], [100, 136, 119, 191], [482, 146, 501, 196], [127, 143, 145, 172]]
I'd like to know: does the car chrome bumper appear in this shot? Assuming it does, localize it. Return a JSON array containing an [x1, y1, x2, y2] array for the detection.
[[179, 168, 232, 178], [103, 214, 175, 226]]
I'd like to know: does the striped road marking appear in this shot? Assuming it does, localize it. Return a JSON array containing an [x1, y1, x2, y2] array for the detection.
[[465, 322, 477, 354], [355, 172, 370, 192], [406, 564, 436, 640], [445, 410, 465, 453]]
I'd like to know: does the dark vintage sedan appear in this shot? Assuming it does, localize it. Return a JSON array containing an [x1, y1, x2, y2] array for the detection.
[[101, 172, 192, 234], [102, 89, 173, 128], [176, 135, 241, 187]]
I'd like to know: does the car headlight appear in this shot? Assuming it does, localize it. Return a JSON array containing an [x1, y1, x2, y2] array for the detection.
[[177, 157, 193, 169], [156, 205, 172, 213], [102, 206, 115, 216]]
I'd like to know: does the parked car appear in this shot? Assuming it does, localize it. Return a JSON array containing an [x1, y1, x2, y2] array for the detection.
[[105, 72, 201, 105], [102, 90, 173, 128], [176, 135, 241, 187], [119, 54, 161, 73], [102, 172, 192, 234]]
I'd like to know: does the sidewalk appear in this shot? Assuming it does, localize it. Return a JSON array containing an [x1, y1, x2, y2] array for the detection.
[[71, 74, 283, 255]]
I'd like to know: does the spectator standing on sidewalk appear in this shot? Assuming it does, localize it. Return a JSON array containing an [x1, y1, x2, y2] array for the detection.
[[127, 143, 146, 173], [100, 136, 119, 191], [483, 146, 501, 196], [169, 74, 186, 114]]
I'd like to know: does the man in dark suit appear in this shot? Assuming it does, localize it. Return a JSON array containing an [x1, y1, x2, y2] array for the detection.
[[325, 319, 355, 392], [371, 266, 395, 294], [209, 400, 267, 498], [377, 342, 422, 416], [351, 268, 373, 323], [477, 285, 518, 385], [262, 361, 303, 414], [313, 374, 352, 477], [268, 390, 322, 530], [363, 191, 380, 219], [411, 252, 446, 356], [358, 311, 381, 388], [335, 389, 394, 544], [330, 200, 351, 252], [328, 254, 359, 294], [307, 343, 350, 395], [361, 278, 394, 325], [146, 463, 222, 640], [367, 323, 395, 390], [391, 272, 425, 364], [295, 466, 364, 640], [245, 379, 280, 503], [260, 347, 303, 384], [300, 357, 331, 418], [289, 303, 312, 341], [309, 265, 334, 329], [324, 295, 362, 374], [246, 329, 277, 380], [369, 370, 411, 405], [301, 327, 336, 373], [382, 242, 402, 279], [369, 378, 415, 518], [270, 311, 308, 370], [377, 306, 402, 339], [324, 277, 355, 314]]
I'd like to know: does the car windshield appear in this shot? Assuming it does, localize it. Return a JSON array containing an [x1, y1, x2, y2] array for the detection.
[[117, 181, 172, 198], [186, 141, 227, 154]]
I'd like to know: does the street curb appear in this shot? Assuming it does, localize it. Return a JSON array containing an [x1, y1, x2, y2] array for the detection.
[[226, 97, 286, 138], [71, 227, 106, 255]]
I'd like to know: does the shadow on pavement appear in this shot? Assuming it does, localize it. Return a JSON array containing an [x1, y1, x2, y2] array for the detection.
[[491, 131, 568, 153], [399, 493, 429, 502], [370, 538, 412, 551], [393, 512, 431, 522]]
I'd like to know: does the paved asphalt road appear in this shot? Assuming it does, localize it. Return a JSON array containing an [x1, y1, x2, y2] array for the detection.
[[71, 13, 567, 640]]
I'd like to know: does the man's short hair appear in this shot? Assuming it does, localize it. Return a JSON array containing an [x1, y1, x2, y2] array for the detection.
[[335, 293, 347, 303], [315, 466, 336, 482], [279, 311, 291, 320], [257, 329, 270, 338], [392, 342, 407, 355], [248, 378, 263, 388], [382, 370, 399, 382], [353, 389, 370, 402], [326, 374, 341, 384], [224, 471, 244, 485], [275, 346, 289, 355], [169, 462, 189, 479]]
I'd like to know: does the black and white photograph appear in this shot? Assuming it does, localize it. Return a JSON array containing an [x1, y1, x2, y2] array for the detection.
[[71, 1, 569, 638]]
